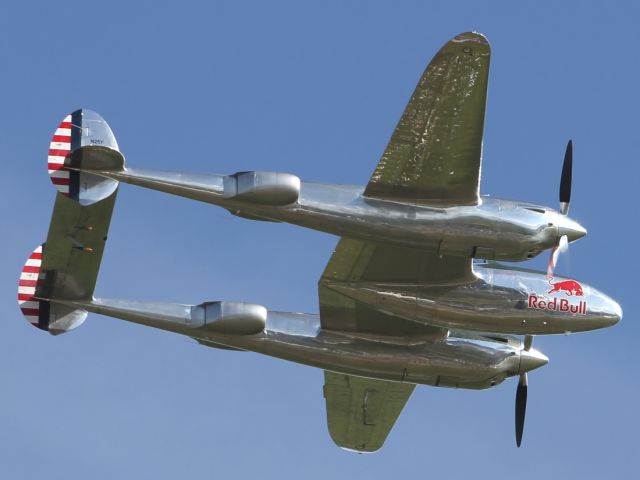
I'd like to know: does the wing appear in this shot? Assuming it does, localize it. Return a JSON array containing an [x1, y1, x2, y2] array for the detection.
[[364, 32, 490, 205], [319, 237, 474, 332], [323, 371, 415, 452]]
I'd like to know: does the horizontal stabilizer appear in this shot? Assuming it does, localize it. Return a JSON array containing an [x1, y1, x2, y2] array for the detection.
[[66, 145, 125, 172]]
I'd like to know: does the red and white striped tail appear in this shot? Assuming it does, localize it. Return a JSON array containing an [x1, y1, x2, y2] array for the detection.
[[18, 245, 44, 327], [47, 115, 73, 196], [46, 109, 122, 205], [17, 244, 87, 334]]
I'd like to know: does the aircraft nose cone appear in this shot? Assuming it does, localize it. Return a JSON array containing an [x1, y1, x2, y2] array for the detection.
[[605, 301, 623, 327], [589, 296, 623, 330], [519, 348, 549, 374]]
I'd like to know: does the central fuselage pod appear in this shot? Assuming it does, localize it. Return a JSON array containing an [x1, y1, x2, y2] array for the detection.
[[324, 263, 622, 335]]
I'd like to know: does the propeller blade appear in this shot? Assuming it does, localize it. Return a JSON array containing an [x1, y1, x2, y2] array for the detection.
[[515, 373, 528, 448], [547, 235, 569, 277], [559, 140, 572, 215], [547, 245, 560, 277]]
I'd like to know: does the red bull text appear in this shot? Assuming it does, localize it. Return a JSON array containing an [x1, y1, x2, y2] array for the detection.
[[528, 278, 587, 314], [527, 295, 587, 314]]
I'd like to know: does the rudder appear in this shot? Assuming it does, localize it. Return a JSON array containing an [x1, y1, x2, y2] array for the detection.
[[18, 244, 88, 334], [47, 109, 122, 205]]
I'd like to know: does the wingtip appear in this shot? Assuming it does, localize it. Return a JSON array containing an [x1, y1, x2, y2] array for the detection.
[[454, 31, 489, 45], [446, 31, 490, 56]]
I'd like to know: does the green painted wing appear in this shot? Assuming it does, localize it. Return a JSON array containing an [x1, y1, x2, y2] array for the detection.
[[364, 32, 490, 205], [323, 371, 415, 452], [318, 237, 473, 332]]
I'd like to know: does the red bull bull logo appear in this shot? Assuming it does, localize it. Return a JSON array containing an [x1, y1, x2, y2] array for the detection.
[[527, 278, 587, 315], [547, 278, 584, 296]]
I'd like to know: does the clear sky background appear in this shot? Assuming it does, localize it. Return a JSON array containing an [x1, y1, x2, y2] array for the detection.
[[1, 1, 638, 478]]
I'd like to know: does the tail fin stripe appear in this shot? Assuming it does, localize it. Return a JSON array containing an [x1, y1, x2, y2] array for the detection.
[[20, 301, 40, 309], [18, 245, 46, 329], [48, 114, 73, 196], [48, 148, 71, 157], [48, 147, 69, 154], [50, 174, 69, 181], [51, 178, 70, 187], [20, 304, 40, 315], [21, 265, 41, 273]]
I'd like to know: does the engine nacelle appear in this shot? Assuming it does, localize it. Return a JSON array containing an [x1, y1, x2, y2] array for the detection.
[[194, 301, 267, 335], [223, 171, 300, 205]]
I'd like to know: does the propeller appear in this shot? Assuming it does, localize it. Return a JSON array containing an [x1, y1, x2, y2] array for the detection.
[[559, 140, 572, 215], [547, 234, 569, 277], [547, 140, 573, 277], [515, 334, 533, 447], [515, 373, 528, 447]]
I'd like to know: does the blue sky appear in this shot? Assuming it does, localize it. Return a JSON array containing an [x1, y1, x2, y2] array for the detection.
[[2, 1, 638, 478]]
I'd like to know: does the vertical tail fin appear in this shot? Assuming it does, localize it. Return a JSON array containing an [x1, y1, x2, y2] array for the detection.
[[18, 244, 88, 334], [47, 109, 122, 205]]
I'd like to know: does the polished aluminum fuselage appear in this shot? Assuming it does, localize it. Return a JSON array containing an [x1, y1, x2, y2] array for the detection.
[[77, 168, 619, 392], [327, 263, 621, 335], [255, 184, 559, 261], [102, 169, 584, 262], [74, 298, 536, 390]]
